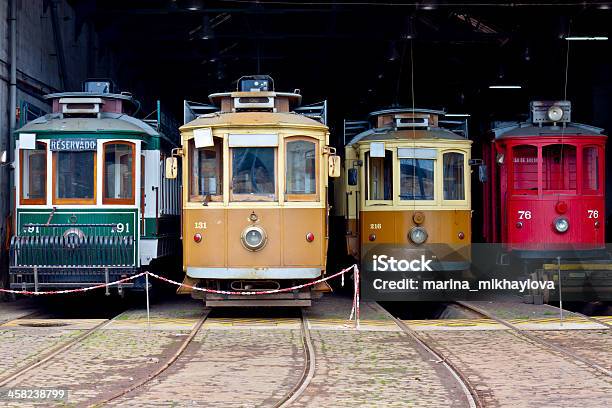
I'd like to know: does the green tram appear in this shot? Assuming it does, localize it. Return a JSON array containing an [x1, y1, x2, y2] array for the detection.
[[9, 80, 180, 293]]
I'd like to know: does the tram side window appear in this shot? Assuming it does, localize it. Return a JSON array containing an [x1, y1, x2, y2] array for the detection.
[[231, 147, 276, 201], [543, 144, 576, 191], [583, 146, 600, 193], [366, 151, 393, 201], [54, 150, 96, 203], [512, 145, 538, 193], [286, 140, 317, 198], [104, 142, 134, 203], [443, 152, 465, 200], [399, 158, 434, 201], [190, 138, 223, 201], [21, 143, 46, 204]]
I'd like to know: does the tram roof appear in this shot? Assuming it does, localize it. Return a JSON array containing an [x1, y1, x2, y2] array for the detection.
[[15, 112, 159, 136], [368, 108, 446, 118], [493, 122, 605, 139], [346, 127, 467, 146], [181, 111, 328, 131]]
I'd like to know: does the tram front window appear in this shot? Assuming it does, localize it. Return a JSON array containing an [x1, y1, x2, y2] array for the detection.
[[190, 138, 223, 201], [366, 151, 392, 201], [231, 147, 276, 201], [54, 151, 95, 203], [400, 159, 434, 200], [21, 143, 46, 203], [443, 152, 465, 200], [104, 143, 134, 203], [543, 144, 576, 192], [583, 146, 600, 193], [286, 140, 316, 196], [512, 145, 538, 194]]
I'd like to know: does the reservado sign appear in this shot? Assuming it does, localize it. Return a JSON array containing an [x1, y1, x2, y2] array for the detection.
[[50, 139, 97, 151]]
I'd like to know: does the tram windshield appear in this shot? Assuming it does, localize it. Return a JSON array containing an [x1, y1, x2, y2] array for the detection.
[[54, 151, 95, 203], [443, 152, 465, 200], [286, 140, 316, 196], [542, 144, 576, 192], [511, 145, 538, 194], [583, 146, 600, 193], [190, 138, 223, 201], [104, 142, 134, 203], [399, 158, 434, 200], [366, 151, 393, 201], [231, 147, 276, 201], [21, 143, 46, 203]]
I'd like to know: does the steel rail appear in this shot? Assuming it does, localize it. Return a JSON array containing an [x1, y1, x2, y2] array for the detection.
[[274, 309, 316, 408], [370, 303, 481, 408], [0, 312, 124, 387], [90, 310, 210, 406], [391, 316, 481, 408], [456, 301, 612, 377]]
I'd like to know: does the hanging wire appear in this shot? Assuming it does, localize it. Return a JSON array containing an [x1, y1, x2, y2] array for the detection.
[[409, 39, 418, 213], [558, 20, 571, 194]]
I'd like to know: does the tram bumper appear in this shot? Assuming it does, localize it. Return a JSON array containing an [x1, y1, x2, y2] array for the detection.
[[186, 267, 322, 279], [8, 235, 138, 291]]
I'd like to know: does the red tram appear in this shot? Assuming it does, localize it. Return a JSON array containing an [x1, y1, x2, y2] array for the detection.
[[483, 101, 607, 261]]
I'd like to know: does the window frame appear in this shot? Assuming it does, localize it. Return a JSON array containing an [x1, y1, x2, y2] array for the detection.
[[19, 141, 48, 205], [52, 149, 97, 205], [365, 149, 394, 206], [102, 141, 136, 205], [581, 144, 603, 195], [229, 146, 278, 202], [441, 150, 467, 202], [509, 144, 539, 196], [541, 142, 577, 195], [284, 136, 319, 202], [395, 147, 438, 205], [189, 137, 224, 203]]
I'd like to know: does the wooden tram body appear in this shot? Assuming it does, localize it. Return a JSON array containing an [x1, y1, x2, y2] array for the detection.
[[9, 81, 180, 292], [174, 75, 336, 306], [483, 101, 607, 260], [336, 108, 472, 272]]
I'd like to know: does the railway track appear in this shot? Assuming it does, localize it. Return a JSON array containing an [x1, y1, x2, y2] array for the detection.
[[372, 303, 481, 408], [95, 308, 314, 407], [391, 318, 481, 408], [274, 310, 315, 408], [0, 312, 124, 387], [93, 310, 211, 406], [455, 301, 612, 377]]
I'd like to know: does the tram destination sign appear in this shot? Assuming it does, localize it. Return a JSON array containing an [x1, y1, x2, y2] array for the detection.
[[50, 139, 97, 151]]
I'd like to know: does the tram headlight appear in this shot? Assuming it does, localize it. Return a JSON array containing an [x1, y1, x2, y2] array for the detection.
[[241, 226, 267, 251], [554, 217, 569, 233], [409, 227, 428, 245]]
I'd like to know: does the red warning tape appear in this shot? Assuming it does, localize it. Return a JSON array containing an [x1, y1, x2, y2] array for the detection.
[[0, 265, 361, 326], [0, 272, 148, 296], [148, 265, 357, 296]]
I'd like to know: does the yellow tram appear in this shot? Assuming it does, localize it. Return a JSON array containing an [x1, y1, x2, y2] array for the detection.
[[336, 108, 472, 273], [168, 75, 338, 306]]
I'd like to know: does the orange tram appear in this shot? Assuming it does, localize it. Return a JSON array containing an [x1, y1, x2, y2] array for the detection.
[[167, 76, 340, 306]]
